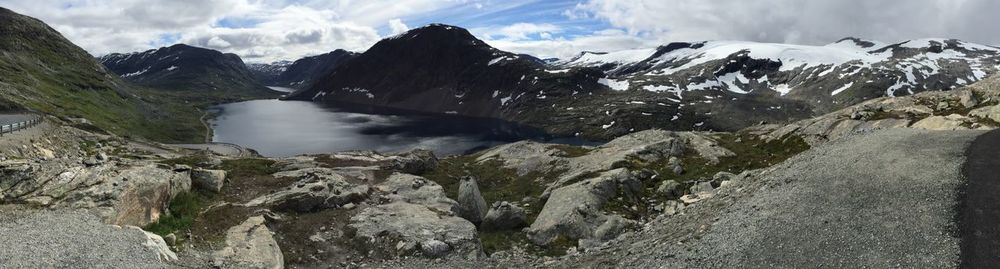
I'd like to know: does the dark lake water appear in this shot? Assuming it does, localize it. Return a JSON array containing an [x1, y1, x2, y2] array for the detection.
[[208, 99, 595, 157]]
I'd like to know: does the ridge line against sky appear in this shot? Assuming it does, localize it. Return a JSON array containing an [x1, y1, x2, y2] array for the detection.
[[2, 0, 999, 63]]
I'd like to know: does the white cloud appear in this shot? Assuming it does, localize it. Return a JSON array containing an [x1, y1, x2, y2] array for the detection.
[[571, 0, 1000, 46], [388, 19, 410, 35], [3, 0, 999, 64]]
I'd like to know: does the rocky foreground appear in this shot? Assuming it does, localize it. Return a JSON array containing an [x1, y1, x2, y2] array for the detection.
[[2, 76, 1000, 268]]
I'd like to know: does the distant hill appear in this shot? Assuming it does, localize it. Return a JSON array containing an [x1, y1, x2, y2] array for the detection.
[[270, 49, 357, 89], [99, 44, 279, 102], [0, 7, 205, 142]]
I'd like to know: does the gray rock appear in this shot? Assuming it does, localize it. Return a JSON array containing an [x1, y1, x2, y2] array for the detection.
[[656, 180, 683, 200], [958, 90, 979, 108], [349, 202, 480, 258], [213, 216, 284, 269], [456, 176, 488, 224], [712, 172, 737, 186], [0, 161, 192, 227], [667, 156, 684, 175], [191, 168, 226, 193], [246, 168, 369, 212], [482, 201, 528, 230], [527, 168, 639, 246], [970, 104, 1000, 123], [662, 200, 685, 216], [690, 181, 715, 195], [383, 149, 438, 174], [420, 240, 451, 257], [163, 233, 177, 246]]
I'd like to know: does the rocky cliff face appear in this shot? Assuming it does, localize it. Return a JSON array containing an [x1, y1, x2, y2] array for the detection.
[[99, 44, 278, 101], [286, 24, 606, 119], [270, 49, 357, 89], [247, 60, 292, 86]]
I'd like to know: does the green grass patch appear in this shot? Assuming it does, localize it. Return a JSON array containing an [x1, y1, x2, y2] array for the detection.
[[479, 230, 576, 256], [547, 144, 594, 158], [159, 154, 211, 168], [144, 191, 214, 237], [220, 158, 280, 178]]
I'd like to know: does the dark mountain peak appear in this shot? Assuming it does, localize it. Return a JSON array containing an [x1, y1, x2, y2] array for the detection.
[[835, 37, 879, 48], [651, 42, 705, 58], [380, 23, 485, 49]]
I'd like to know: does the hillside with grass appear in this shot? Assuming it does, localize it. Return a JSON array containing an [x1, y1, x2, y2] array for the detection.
[[0, 7, 205, 142]]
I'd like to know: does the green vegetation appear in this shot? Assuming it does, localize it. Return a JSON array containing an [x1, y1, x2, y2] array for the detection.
[[220, 158, 280, 178], [622, 133, 809, 184], [159, 154, 212, 168], [421, 154, 571, 255], [479, 230, 576, 256], [144, 191, 214, 236], [547, 144, 593, 158]]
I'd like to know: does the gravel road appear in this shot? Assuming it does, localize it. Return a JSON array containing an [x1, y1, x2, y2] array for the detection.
[[0, 208, 171, 269], [555, 128, 983, 268]]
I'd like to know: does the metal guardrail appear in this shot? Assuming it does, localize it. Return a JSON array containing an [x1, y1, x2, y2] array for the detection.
[[0, 115, 42, 137]]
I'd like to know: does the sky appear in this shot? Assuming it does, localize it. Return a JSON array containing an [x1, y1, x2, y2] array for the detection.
[[2, 0, 999, 63]]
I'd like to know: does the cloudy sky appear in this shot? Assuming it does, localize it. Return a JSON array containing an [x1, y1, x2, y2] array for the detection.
[[2, 0, 998, 63]]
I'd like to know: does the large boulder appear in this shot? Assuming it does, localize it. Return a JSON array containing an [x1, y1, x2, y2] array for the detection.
[[349, 202, 480, 258], [213, 216, 284, 269], [527, 168, 639, 247], [0, 160, 191, 227], [245, 168, 369, 212], [191, 168, 226, 193], [381, 149, 438, 174], [349, 173, 481, 258], [456, 176, 488, 224], [481, 201, 528, 230], [656, 180, 683, 200], [970, 104, 1000, 123]]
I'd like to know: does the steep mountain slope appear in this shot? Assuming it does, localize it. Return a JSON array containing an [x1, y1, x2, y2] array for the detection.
[[286, 24, 606, 119], [0, 7, 204, 142], [268, 49, 358, 89], [247, 60, 292, 86], [99, 44, 279, 102]]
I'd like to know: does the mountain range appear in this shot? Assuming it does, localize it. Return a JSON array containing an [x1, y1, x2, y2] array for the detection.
[[285, 24, 1000, 140]]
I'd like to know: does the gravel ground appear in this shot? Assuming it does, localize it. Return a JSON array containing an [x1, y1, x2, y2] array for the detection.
[[553, 128, 983, 268], [0, 207, 171, 269]]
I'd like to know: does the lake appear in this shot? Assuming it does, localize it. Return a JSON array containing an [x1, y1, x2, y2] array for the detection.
[[208, 98, 595, 157]]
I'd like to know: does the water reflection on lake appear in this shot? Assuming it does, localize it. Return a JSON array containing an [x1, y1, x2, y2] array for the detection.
[[208, 99, 596, 157]]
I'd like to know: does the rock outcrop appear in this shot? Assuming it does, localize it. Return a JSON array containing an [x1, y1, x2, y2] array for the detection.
[[0, 160, 191, 227], [456, 176, 488, 224], [191, 168, 226, 193], [213, 216, 284, 269], [245, 168, 369, 212], [482, 201, 528, 231], [527, 168, 640, 247]]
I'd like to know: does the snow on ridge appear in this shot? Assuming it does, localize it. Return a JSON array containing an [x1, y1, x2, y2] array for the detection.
[[831, 82, 855, 95], [598, 78, 630, 91], [562, 48, 657, 66]]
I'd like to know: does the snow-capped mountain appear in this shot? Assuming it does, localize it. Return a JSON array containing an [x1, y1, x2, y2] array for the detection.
[[286, 24, 1000, 140], [560, 38, 1000, 110], [247, 60, 292, 85]]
